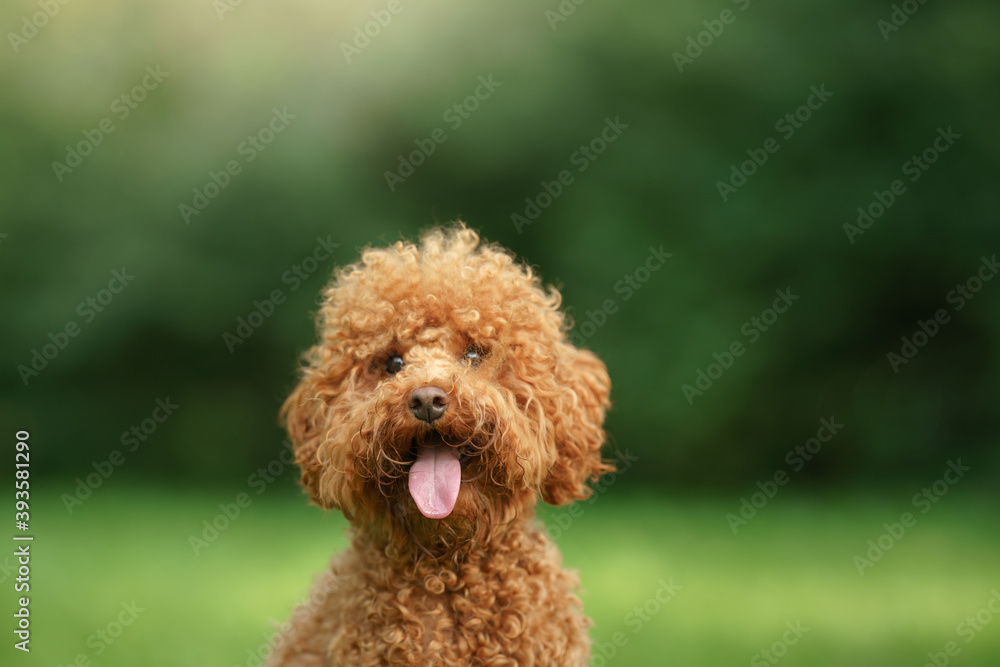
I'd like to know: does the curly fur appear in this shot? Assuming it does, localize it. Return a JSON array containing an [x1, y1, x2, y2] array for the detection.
[[268, 224, 613, 666]]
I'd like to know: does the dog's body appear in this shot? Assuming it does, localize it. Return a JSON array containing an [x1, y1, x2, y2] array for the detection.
[[269, 226, 611, 666], [268, 522, 590, 665]]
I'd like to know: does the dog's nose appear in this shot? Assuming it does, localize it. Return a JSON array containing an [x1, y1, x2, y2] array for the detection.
[[408, 386, 448, 423]]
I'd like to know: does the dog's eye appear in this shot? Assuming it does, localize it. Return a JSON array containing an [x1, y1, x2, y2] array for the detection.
[[385, 355, 405, 374], [463, 346, 485, 366]]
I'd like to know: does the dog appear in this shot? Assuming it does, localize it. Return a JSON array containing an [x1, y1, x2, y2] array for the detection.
[[268, 224, 612, 666]]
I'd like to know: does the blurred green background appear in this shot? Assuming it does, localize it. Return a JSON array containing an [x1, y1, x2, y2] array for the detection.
[[2, 0, 999, 665]]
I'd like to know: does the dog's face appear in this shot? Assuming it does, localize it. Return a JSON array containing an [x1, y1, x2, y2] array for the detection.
[[283, 226, 611, 550]]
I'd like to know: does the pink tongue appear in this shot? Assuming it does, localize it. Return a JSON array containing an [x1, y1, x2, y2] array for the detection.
[[408, 444, 461, 519]]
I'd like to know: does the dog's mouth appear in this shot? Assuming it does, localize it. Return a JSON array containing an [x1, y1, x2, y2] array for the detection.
[[407, 431, 463, 520]]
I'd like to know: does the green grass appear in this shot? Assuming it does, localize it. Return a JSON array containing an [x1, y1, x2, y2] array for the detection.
[[7, 485, 999, 666]]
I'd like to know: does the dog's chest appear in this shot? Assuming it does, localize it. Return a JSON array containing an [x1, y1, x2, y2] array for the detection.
[[326, 550, 590, 666]]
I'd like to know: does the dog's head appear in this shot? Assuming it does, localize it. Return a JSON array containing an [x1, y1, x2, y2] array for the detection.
[[282, 225, 611, 550]]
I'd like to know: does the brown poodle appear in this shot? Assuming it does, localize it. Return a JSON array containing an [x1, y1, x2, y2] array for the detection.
[[268, 224, 613, 666]]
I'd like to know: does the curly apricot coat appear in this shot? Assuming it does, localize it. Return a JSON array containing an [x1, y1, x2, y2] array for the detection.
[[268, 224, 612, 666]]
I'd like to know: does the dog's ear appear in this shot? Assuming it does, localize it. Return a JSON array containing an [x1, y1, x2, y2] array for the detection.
[[281, 345, 347, 510], [541, 341, 614, 505]]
